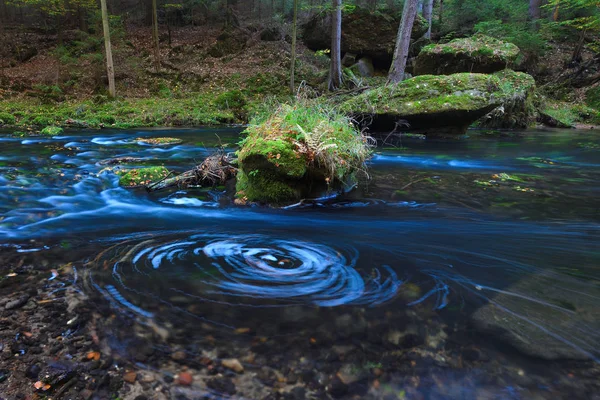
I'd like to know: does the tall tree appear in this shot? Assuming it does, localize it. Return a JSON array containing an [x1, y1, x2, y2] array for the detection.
[[152, 0, 160, 72], [100, 0, 116, 97], [422, 0, 434, 39], [328, 0, 343, 91], [528, 0, 543, 20], [290, 0, 298, 93], [388, 0, 419, 83]]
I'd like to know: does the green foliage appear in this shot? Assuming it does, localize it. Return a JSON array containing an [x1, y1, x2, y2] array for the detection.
[[7, 0, 96, 16], [0, 112, 15, 125], [586, 86, 600, 109], [474, 20, 547, 60], [214, 90, 247, 111]]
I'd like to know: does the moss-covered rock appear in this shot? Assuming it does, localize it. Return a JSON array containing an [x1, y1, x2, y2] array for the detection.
[[340, 73, 504, 136], [414, 34, 520, 76], [236, 103, 370, 205], [302, 6, 427, 65], [136, 137, 183, 146], [40, 126, 64, 136], [117, 166, 170, 187], [479, 70, 537, 129]]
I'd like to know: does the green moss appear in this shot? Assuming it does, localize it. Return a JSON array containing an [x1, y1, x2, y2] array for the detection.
[[341, 73, 502, 116], [586, 86, 600, 110], [239, 137, 307, 178], [40, 126, 64, 136], [116, 166, 170, 187], [235, 170, 300, 204]]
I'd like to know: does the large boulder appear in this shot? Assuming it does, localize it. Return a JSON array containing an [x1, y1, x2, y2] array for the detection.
[[340, 73, 505, 136], [236, 104, 369, 204], [479, 70, 537, 129], [414, 34, 520, 76], [208, 28, 250, 58], [302, 7, 427, 65]]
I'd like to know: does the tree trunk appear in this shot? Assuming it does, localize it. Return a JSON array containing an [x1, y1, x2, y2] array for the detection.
[[152, 0, 161, 72], [100, 0, 116, 97], [439, 0, 444, 26], [290, 0, 299, 94], [388, 0, 419, 83], [528, 0, 543, 20], [422, 0, 434, 39], [328, 0, 343, 91]]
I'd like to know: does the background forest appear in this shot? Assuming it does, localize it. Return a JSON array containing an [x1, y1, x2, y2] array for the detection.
[[0, 0, 599, 128]]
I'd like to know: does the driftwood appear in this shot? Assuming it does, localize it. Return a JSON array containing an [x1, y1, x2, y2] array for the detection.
[[146, 152, 237, 192]]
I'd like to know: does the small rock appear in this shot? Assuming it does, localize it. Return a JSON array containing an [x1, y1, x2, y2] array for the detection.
[[207, 376, 236, 395], [5, 296, 29, 310], [287, 386, 306, 400], [177, 371, 193, 386], [25, 364, 41, 380], [171, 351, 187, 361], [123, 371, 137, 384], [327, 376, 348, 398], [221, 358, 244, 373]]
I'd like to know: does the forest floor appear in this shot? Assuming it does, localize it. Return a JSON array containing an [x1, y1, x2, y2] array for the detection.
[[1, 23, 599, 131]]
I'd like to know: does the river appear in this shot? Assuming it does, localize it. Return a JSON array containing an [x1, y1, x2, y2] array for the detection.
[[0, 127, 599, 399]]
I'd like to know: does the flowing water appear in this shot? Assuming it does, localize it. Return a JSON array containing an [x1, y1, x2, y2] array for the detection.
[[1, 128, 599, 399]]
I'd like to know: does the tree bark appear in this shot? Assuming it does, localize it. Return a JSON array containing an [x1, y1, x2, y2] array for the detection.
[[290, 0, 299, 93], [152, 0, 161, 72], [528, 0, 543, 20], [422, 0, 434, 39], [100, 0, 116, 97], [328, 0, 343, 91], [388, 0, 419, 83]]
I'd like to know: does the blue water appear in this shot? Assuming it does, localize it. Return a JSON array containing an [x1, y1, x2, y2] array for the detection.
[[0, 128, 599, 398]]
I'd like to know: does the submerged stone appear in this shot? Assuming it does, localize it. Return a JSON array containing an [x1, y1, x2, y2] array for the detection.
[[340, 73, 504, 136], [414, 34, 520, 76]]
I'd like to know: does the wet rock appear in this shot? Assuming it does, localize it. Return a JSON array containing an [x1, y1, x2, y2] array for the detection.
[[286, 386, 306, 400], [336, 364, 367, 385], [221, 358, 244, 373], [207, 375, 236, 395], [123, 371, 137, 384], [171, 351, 187, 361], [176, 371, 193, 386], [335, 313, 367, 339], [327, 375, 348, 398], [25, 364, 41, 380], [5, 296, 29, 310], [385, 324, 423, 348]]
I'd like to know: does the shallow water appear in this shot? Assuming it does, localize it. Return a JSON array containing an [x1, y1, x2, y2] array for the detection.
[[1, 128, 599, 399]]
